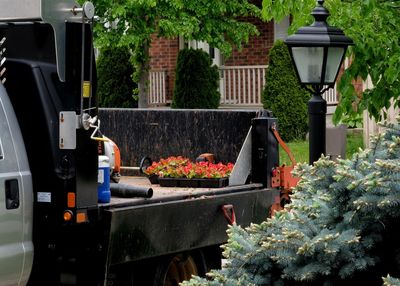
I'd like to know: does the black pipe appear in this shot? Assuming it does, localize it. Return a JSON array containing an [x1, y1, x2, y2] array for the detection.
[[110, 183, 153, 198]]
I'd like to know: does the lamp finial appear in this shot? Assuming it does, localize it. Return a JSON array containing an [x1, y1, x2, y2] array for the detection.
[[312, 0, 329, 23]]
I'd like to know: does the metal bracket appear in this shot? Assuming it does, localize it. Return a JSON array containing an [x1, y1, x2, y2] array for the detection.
[[42, 1, 95, 82], [221, 204, 236, 225], [59, 111, 78, 150], [229, 127, 252, 186]]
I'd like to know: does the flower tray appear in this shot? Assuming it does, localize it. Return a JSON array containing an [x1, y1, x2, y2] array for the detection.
[[147, 174, 159, 184], [158, 177, 229, 188]]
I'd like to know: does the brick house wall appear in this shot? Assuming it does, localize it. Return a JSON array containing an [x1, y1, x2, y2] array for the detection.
[[149, 17, 275, 102], [149, 35, 180, 103], [224, 19, 274, 66]]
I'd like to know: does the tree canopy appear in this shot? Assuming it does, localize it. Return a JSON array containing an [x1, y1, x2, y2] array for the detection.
[[262, 40, 309, 142], [172, 48, 221, 109], [261, 0, 400, 123], [88, 0, 261, 107], [96, 46, 138, 108]]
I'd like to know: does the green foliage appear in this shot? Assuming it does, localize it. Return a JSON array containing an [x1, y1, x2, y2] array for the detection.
[[280, 140, 309, 165], [88, 0, 260, 106], [182, 120, 400, 285], [260, 0, 400, 125], [345, 131, 364, 159], [96, 47, 137, 108], [338, 112, 363, 129], [279, 132, 364, 165], [172, 49, 220, 109], [91, 0, 260, 58], [262, 40, 310, 142]]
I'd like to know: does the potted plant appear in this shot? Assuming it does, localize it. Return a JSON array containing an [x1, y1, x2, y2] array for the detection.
[[143, 156, 190, 184], [145, 158, 234, 188]]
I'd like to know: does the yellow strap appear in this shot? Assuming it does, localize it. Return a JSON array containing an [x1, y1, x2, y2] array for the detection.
[[91, 136, 109, 142]]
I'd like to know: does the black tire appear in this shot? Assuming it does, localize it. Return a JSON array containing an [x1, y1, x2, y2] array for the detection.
[[152, 251, 207, 286], [108, 247, 221, 286]]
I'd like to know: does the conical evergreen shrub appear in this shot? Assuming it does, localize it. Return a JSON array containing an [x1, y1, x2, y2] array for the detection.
[[172, 48, 220, 109], [182, 121, 400, 285], [97, 47, 138, 108], [262, 40, 310, 142]]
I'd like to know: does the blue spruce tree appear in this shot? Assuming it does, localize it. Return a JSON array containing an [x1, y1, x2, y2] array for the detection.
[[182, 121, 400, 286], [384, 275, 400, 286]]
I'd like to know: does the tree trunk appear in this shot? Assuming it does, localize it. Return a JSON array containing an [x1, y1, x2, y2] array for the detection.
[[138, 42, 150, 108]]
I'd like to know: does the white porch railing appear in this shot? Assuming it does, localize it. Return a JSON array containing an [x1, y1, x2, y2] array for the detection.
[[148, 70, 167, 105], [147, 66, 339, 107], [220, 65, 339, 107], [322, 84, 339, 105], [219, 65, 266, 106]]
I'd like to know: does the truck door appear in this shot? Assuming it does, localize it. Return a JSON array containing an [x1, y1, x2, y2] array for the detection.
[[0, 86, 33, 285]]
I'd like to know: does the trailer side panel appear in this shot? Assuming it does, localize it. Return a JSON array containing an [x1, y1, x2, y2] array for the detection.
[[105, 188, 277, 266]]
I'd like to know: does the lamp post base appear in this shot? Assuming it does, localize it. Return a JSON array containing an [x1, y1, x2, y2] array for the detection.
[[308, 94, 327, 164]]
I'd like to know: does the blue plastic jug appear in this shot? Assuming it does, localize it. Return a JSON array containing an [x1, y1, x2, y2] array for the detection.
[[98, 155, 111, 203]]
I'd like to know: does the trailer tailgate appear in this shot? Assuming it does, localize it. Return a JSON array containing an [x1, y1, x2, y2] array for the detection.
[[101, 177, 278, 266]]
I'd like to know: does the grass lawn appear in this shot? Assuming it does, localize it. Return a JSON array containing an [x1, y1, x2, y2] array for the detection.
[[279, 131, 364, 165]]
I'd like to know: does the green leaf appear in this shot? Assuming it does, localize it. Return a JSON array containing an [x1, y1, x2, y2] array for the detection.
[[259, 0, 400, 124]]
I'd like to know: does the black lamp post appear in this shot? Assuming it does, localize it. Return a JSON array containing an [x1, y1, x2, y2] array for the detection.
[[285, 0, 353, 164]]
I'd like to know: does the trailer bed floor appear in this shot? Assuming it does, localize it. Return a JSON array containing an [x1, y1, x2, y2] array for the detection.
[[101, 176, 264, 209]]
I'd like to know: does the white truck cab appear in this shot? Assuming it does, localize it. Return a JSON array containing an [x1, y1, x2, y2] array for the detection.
[[0, 84, 33, 285], [0, 1, 94, 284]]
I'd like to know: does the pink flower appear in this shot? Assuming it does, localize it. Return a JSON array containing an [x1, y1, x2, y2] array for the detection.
[[145, 157, 234, 179]]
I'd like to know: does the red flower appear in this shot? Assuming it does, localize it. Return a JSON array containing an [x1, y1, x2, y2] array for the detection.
[[145, 157, 234, 179]]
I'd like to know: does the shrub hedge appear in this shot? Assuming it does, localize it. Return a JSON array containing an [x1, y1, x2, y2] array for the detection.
[[262, 40, 310, 142], [96, 47, 138, 108], [172, 48, 220, 109]]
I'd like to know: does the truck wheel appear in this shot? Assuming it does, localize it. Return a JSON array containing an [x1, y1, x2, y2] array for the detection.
[[108, 247, 220, 286], [162, 254, 201, 285], [152, 251, 207, 286]]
